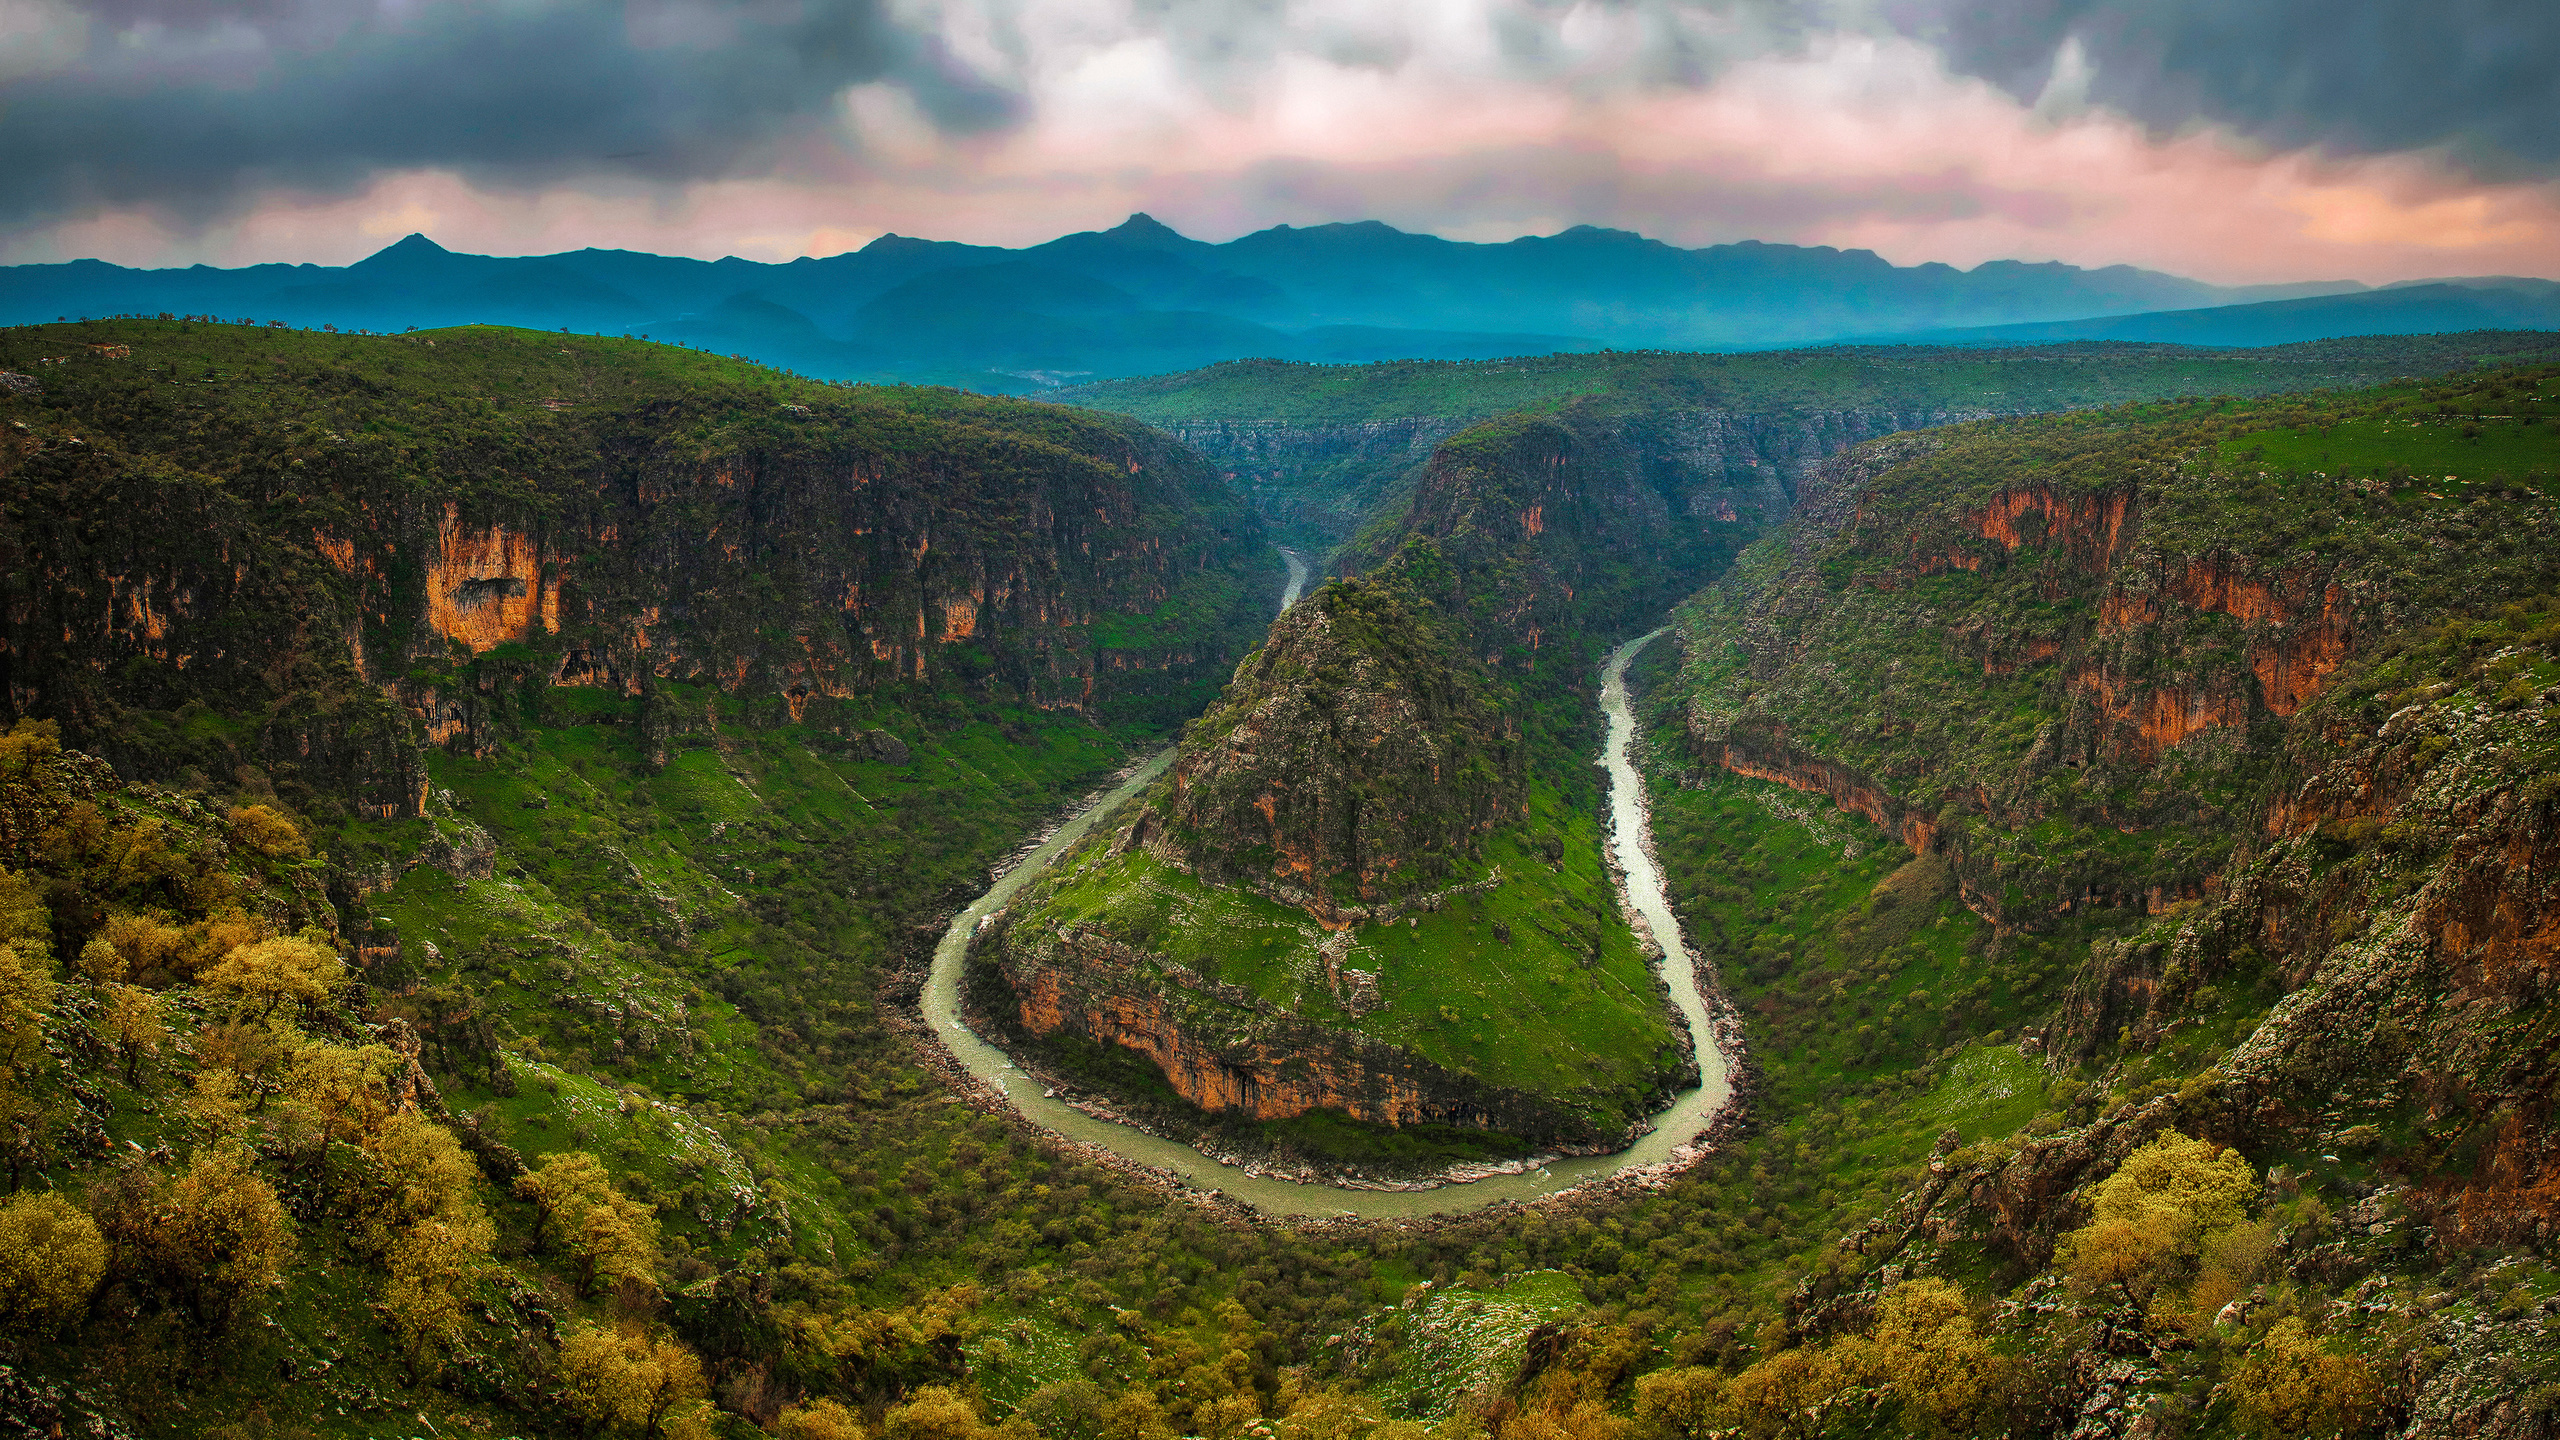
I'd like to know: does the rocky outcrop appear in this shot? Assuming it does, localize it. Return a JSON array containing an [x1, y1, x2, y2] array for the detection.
[[1674, 423, 2400, 927], [1148, 580, 1523, 913]]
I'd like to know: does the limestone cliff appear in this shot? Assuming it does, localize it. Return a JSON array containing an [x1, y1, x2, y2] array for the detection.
[[1664, 393, 2550, 929], [0, 325, 1274, 819]]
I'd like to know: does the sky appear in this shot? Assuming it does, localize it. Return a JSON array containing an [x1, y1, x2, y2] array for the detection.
[[3, 0, 2555, 285]]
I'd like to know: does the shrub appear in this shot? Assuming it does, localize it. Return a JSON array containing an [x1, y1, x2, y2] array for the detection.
[[882, 1387, 992, 1440], [2055, 1130, 2256, 1317], [516, 1149, 660, 1296], [144, 1146, 297, 1328], [2227, 1318, 2381, 1439]]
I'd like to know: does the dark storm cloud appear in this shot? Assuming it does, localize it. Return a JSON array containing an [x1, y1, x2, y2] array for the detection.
[[0, 0, 1022, 224], [1909, 0, 2560, 170]]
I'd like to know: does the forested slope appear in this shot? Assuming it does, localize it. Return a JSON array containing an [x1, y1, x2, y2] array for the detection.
[[1057, 335, 2560, 551]]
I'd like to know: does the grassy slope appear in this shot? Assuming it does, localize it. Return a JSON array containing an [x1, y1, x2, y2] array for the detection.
[[1017, 777, 1675, 1120]]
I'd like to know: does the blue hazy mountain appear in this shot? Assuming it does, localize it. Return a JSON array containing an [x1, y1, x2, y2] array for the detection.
[[0, 214, 2480, 390]]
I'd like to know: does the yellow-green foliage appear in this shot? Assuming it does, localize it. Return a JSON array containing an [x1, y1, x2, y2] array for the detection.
[[89, 910, 192, 984], [0, 1191, 106, 1331], [884, 1385, 997, 1440], [0, 942, 53, 1077], [516, 1149, 661, 1297], [347, 1106, 499, 1372], [99, 983, 168, 1083], [556, 1321, 713, 1438], [281, 1039, 398, 1143], [774, 1398, 872, 1440], [2227, 1318, 2382, 1439], [224, 803, 307, 859], [384, 1209, 497, 1373], [1631, 1366, 1723, 1440], [1496, 1400, 1622, 1440], [140, 1145, 297, 1327], [199, 934, 344, 1016], [358, 1110, 483, 1246], [1665, 1278, 2009, 1440], [0, 865, 51, 960], [2056, 1130, 2266, 1328]]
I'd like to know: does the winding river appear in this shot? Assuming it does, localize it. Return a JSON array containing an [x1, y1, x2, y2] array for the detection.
[[918, 572, 1729, 1217]]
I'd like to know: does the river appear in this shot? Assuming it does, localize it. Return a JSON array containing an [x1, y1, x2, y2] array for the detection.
[[918, 582, 1728, 1217]]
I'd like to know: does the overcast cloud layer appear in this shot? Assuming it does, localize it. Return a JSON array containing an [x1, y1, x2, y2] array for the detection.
[[4, 0, 2555, 282]]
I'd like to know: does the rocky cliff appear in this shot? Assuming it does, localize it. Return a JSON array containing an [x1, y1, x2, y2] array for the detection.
[[0, 322, 1275, 820]]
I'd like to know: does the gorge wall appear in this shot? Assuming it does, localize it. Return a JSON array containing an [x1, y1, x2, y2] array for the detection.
[[1663, 373, 2560, 1275], [1158, 405, 2001, 553], [0, 329, 1275, 821]]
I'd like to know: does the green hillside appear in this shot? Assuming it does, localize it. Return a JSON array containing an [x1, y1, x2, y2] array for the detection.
[[1054, 334, 2560, 425]]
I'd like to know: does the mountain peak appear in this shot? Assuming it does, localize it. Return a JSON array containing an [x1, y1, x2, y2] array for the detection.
[[360, 232, 450, 263], [1099, 212, 1201, 250]]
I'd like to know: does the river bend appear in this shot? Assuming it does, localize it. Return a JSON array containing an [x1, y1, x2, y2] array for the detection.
[[919, 591, 1728, 1217]]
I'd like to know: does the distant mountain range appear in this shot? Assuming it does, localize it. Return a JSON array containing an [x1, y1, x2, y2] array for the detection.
[[3, 215, 2548, 388]]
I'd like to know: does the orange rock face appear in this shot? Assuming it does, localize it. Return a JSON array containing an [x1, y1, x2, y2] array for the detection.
[[978, 922, 1601, 1142], [423, 504, 558, 654]]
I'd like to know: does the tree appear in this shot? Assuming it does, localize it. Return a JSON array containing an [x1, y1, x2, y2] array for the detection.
[[91, 910, 186, 984], [282, 1041, 397, 1145], [1858, 1278, 2007, 1436], [147, 1146, 296, 1329], [362, 1111, 495, 1376], [0, 1191, 106, 1332], [2056, 1130, 2257, 1316], [1632, 1367, 1723, 1440], [358, 1111, 483, 1247], [883, 1387, 992, 1440], [226, 804, 307, 859], [557, 1322, 712, 1438], [2227, 1318, 2381, 1439], [773, 1399, 870, 1440], [200, 936, 343, 1017], [101, 983, 168, 1084], [0, 941, 54, 1078], [516, 1150, 660, 1297], [385, 1210, 495, 1378], [1718, 1344, 1858, 1440], [1017, 1380, 1109, 1440]]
